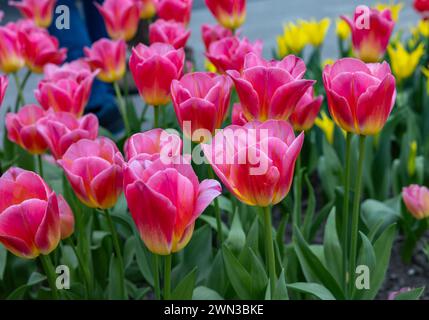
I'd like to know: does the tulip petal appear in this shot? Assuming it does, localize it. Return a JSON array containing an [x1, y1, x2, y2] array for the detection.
[[194, 179, 222, 217]]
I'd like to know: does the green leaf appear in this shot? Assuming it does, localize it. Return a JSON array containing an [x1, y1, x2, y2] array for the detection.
[[108, 255, 127, 300], [192, 286, 224, 300], [323, 209, 343, 286], [273, 269, 289, 300], [222, 245, 252, 300], [7, 272, 47, 300], [225, 212, 246, 254], [287, 282, 336, 300], [357, 232, 376, 273], [0, 246, 7, 281], [249, 248, 268, 299], [293, 226, 345, 299], [217, 195, 233, 214], [199, 215, 229, 237], [207, 251, 228, 296], [394, 287, 425, 300], [171, 267, 197, 300], [91, 231, 110, 250], [361, 199, 400, 239]]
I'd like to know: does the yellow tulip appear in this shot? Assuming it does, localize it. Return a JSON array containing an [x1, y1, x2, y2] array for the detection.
[[336, 19, 350, 40], [417, 20, 429, 38], [421, 66, 429, 93], [315, 111, 341, 144], [387, 42, 425, 83], [276, 22, 308, 57], [205, 59, 217, 73], [322, 58, 335, 69], [375, 2, 403, 22], [408, 140, 418, 177], [298, 18, 331, 47]]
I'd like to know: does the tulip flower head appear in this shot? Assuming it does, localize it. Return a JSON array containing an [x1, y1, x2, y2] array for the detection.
[[84, 38, 127, 83], [18, 27, 67, 73], [336, 19, 351, 40], [276, 21, 308, 58], [289, 87, 323, 132], [201, 24, 233, 51], [124, 154, 221, 255], [414, 0, 429, 19], [375, 2, 403, 22], [124, 128, 182, 161], [403, 185, 429, 220], [35, 60, 97, 117], [387, 42, 424, 83], [149, 19, 191, 49], [323, 58, 396, 136], [95, 0, 141, 41], [314, 111, 340, 145], [231, 103, 248, 126], [298, 18, 331, 48], [9, 0, 56, 28], [6, 104, 48, 155], [0, 23, 26, 73], [38, 112, 99, 160], [0, 75, 8, 107], [342, 7, 395, 63], [156, 0, 193, 25], [58, 138, 124, 209], [227, 53, 314, 122], [205, 0, 246, 31], [202, 120, 304, 207], [0, 167, 74, 259], [130, 43, 185, 106], [171, 72, 233, 142], [206, 36, 263, 73], [135, 0, 158, 19]]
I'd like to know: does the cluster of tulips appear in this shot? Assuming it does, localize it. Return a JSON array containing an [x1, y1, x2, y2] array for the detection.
[[0, 0, 428, 300]]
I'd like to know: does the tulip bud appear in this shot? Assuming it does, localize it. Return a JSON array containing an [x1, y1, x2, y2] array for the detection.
[[205, 0, 246, 30], [402, 185, 429, 220], [156, 0, 193, 26], [0, 23, 26, 73], [149, 19, 191, 49], [289, 88, 323, 131]]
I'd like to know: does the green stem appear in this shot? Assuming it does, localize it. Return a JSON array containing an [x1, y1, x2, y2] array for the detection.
[[154, 106, 160, 128], [113, 81, 131, 136], [293, 155, 302, 228], [164, 254, 172, 300], [39, 254, 59, 299], [263, 206, 276, 298], [66, 237, 91, 298], [37, 154, 43, 178], [153, 254, 161, 300], [103, 209, 126, 298], [13, 73, 24, 112], [349, 135, 366, 298], [342, 132, 352, 293], [208, 166, 223, 245]]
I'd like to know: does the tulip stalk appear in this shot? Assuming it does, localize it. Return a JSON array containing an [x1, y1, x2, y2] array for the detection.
[[153, 255, 161, 300], [39, 254, 59, 299], [349, 135, 366, 297], [113, 81, 131, 136], [154, 106, 160, 128], [37, 154, 43, 178], [164, 254, 172, 300], [263, 206, 276, 297], [293, 155, 302, 228], [342, 132, 352, 290], [208, 166, 223, 245]]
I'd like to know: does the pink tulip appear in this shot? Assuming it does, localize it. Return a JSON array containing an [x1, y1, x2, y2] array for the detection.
[[0, 23, 26, 73], [129, 43, 185, 106], [402, 185, 429, 220], [124, 128, 182, 161], [84, 38, 127, 83], [149, 19, 191, 49], [58, 138, 124, 209], [342, 7, 395, 63], [289, 88, 323, 131], [6, 104, 48, 155], [205, 0, 246, 30], [0, 167, 74, 259], [0, 75, 8, 108], [202, 120, 304, 207], [156, 0, 193, 25], [135, 0, 158, 19], [38, 112, 99, 160], [231, 103, 248, 126], [124, 154, 221, 255], [171, 72, 233, 141], [322, 58, 396, 135], [18, 27, 67, 73], [206, 36, 263, 73], [95, 0, 141, 41], [201, 24, 233, 51], [35, 61, 97, 117], [227, 53, 314, 122], [9, 0, 56, 28]]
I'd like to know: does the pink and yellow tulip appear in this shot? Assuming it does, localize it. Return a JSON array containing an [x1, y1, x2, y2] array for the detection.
[[0, 23, 26, 73], [156, 0, 193, 26], [124, 155, 221, 255], [149, 19, 191, 49], [201, 24, 233, 51], [95, 0, 141, 41], [202, 120, 304, 207], [0, 75, 8, 107], [206, 36, 262, 73], [289, 87, 323, 131], [84, 38, 126, 83], [322, 58, 396, 136], [227, 53, 314, 122], [38, 112, 99, 160], [0, 167, 74, 259], [205, 0, 246, 31], [9, 0, 56, 28], [129, 43, 185, 106], [35, 60, 97, 117], [342, 7, 395, 63], [403, 185, 429, 220], [6, 104, 48, 155], [171, 72, 232, 141], [124, 129, 182, 161], [58, 138, 124, 210], [135, 0, 158, 19]]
